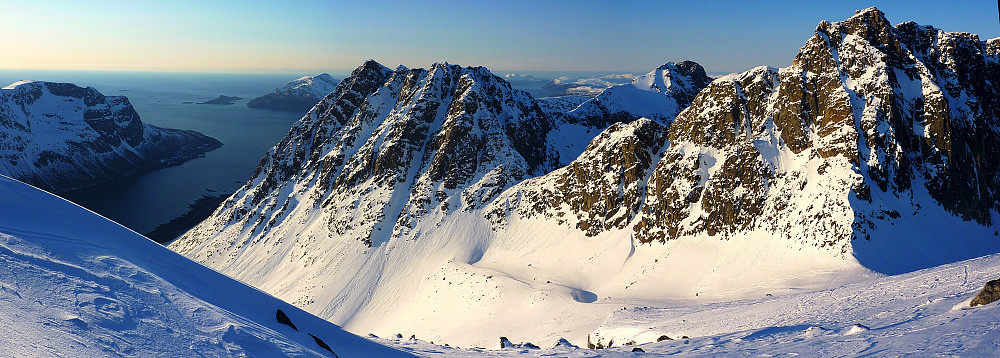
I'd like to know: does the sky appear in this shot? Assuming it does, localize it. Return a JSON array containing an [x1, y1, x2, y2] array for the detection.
[[0, 1, 996, 75]]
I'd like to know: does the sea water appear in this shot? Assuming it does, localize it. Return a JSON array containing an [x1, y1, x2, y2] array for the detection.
[[0, 69, 331, 237]]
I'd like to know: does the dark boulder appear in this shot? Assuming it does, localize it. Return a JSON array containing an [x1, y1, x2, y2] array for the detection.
[[971, 279, 1000, 307], [308, 333, 337, 356], [275, 309, 297, 331]]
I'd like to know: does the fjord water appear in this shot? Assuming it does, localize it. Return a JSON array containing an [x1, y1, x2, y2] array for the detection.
[[0, 70, 315, 237]]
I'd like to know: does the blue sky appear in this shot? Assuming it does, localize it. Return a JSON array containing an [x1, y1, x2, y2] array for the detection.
[[0, 1, 995, 74]]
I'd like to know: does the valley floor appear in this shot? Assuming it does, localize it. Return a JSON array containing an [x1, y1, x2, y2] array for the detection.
[[378, 252, 1000, 356]]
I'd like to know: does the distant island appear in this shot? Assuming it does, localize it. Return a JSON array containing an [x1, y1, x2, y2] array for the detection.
[[247, 74, 338, 112], [197, 95, 242, 105]]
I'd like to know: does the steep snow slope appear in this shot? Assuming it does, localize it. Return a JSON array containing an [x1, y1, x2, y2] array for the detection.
[[248, 74, 340, 112], [0, 80, 221, 193], [0, 175, 410, 357], [173, 8, 1000, 349]]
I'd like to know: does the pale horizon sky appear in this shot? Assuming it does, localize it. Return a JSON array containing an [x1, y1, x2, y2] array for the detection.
[[1, 1, 997, 75]]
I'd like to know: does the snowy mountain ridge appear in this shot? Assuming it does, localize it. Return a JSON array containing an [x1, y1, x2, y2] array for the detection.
[[172, 7, 1000, 349], [0, 80, 221, 193]]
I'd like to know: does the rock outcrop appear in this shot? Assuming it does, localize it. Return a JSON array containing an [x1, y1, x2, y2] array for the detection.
[[970, 279, 1000, 307]]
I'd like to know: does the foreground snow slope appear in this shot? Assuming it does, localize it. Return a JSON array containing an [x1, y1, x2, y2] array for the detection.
[[0, 176, 409, 357], [589, 252, 1000, 356]]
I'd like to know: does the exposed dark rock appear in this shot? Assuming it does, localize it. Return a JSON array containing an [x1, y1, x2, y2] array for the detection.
[[275, 309, 297, 331], [308, 333, 337, 356], [499, 336, 513, 349], [971, 279, 1000, 307], [632, 347, 645, 352], [656, 335, 672, 342], [553, 338, 578, 348]]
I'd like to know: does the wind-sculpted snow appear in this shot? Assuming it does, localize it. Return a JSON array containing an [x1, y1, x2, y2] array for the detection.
[[0, 81, 221, 193], [0, 176, 410, 357]]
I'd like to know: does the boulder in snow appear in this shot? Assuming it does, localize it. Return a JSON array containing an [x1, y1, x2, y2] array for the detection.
[[970, 279, 1000, 307]]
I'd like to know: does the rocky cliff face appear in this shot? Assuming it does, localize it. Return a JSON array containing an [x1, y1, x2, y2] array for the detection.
[[174, 60, 558, 252], [247, 74, 340, 112], [497, 7, 1000, 255], [0, 81, 221, 193]]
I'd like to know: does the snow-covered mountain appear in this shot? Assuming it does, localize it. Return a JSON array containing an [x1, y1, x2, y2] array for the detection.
[[248, 73, 340, 112], [540, 61, 710, 165], [558, 61, 711, 126], [171, 7, 1000, 349], [0, 175, 410, 357], [0, 80, 221, 193]]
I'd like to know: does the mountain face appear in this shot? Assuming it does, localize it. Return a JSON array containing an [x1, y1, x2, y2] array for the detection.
[[0, 81, 221, 193], [172, 8, 1000, 348], [247, 74, 340, 112], [503, 7, 1000, 267], [0, 176, 410, 357]]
